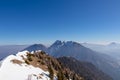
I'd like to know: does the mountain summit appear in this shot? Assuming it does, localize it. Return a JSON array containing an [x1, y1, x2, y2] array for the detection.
[[23, 44, 47, 52]]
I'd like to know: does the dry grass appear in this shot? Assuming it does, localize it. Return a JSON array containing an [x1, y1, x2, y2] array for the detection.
[[14, 51, 84, 80], [11, 59, 23, 65]]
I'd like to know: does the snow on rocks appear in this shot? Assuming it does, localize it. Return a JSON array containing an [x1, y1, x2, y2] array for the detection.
[[0, 51, 50, 80]]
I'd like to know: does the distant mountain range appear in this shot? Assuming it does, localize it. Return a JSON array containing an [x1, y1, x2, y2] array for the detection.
[[81, 42, 120, 54], [81, 42, 120, 60], [47, 40, 120, 80], [1, 40, 120, 80]]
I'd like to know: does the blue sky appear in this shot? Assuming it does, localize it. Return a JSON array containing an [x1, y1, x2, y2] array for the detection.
[[0, 0, 120, 45]]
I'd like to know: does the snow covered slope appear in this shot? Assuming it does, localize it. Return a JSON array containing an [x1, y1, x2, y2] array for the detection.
[[0, 50, 83, 80], [0, 51, 50, 80], [0, 60, 2, 67]]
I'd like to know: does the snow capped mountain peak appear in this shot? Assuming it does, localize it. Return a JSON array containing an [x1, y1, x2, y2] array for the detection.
[[0, 50, 50, 80]]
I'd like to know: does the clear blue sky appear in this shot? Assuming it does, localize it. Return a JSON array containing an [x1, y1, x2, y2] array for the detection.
[[0, 0, 120, 45]]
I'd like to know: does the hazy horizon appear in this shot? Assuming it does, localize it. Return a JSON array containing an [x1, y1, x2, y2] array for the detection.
[[0, 40, 120, 46]]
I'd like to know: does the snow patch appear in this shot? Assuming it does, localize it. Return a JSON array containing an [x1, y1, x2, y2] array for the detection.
[[0, 51, 50, 80]]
